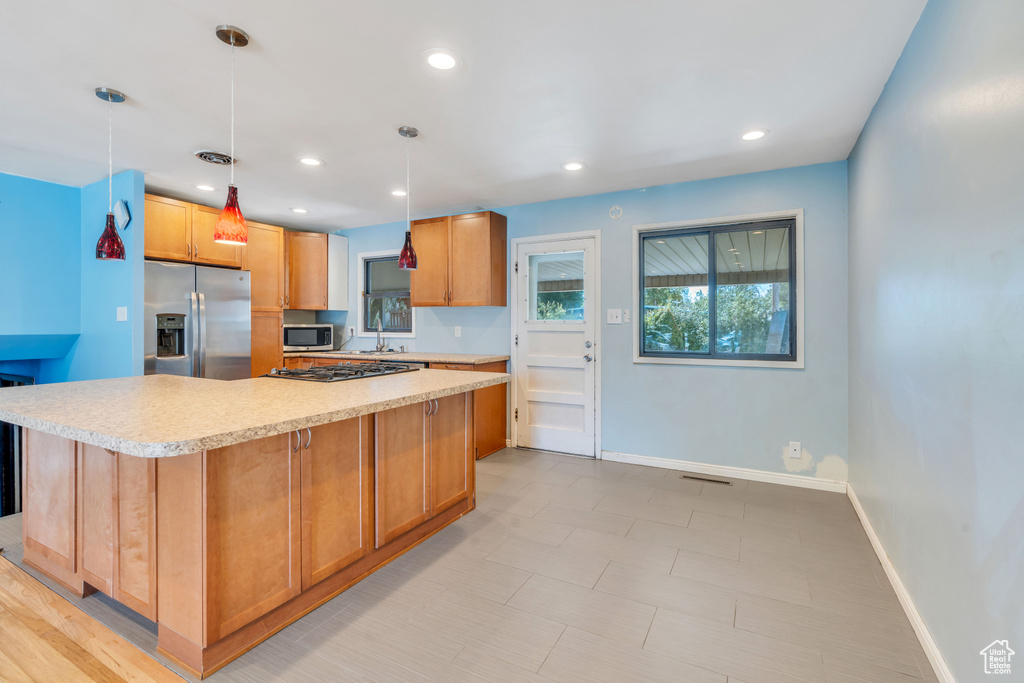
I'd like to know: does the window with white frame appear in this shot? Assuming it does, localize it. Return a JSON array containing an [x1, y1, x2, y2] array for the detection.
[[637, 217, 799, 364], [359, 253, 414, 336]]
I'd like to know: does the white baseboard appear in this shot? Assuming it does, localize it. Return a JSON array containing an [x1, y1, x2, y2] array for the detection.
[[600, 450, 847, 493], [846, 485, 954, 683]]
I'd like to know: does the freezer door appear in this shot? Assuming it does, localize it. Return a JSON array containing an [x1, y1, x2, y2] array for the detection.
[[196, 266, 251, 380], [144, 261, 196, 377]]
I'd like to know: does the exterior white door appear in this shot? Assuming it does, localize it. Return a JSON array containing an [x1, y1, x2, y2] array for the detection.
[[514, 237, 597, 457]]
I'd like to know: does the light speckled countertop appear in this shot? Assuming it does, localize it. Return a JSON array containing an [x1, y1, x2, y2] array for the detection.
[[283, 351, 509, 365], [0, 371, 508, 458]]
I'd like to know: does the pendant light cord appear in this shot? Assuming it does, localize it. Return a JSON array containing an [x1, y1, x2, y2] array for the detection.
[[230, 35, 235, 186], [108, 96, 113, 213], [406, 136, 411, 229]]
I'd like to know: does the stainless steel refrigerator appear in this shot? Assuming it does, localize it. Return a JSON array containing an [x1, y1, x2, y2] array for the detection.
[[144, 261, 251, 380]]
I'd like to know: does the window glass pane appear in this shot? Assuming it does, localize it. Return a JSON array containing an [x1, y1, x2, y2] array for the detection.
[[367, 257, 410, 294], [642, 233, 710, 352], [528, 251, 584, 321], [714, 226, 790, 355], [365, 295, 412, 333]]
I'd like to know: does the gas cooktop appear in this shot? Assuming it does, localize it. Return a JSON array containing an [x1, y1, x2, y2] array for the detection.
[[264, 362, 419, 383]]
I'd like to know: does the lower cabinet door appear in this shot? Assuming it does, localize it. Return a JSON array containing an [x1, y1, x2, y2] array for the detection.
[[431, 393, 472, 516], [300, 416, 373, 589], [375, 402, 429, 547], [251, 311, 283, 377], [204, 433, 300, 642], [115, 454, 157, 621]]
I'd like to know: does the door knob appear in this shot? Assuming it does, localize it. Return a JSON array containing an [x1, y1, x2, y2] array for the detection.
[[584, 341, 592, 348], [583, 354, 593, 362]]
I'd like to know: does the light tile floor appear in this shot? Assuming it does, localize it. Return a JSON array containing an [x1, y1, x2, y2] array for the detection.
[[0, 447, 938, 682]]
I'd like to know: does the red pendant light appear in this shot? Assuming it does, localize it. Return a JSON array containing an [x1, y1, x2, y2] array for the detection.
[[95, 87, 127, 260], [397, 126, 419, 270], [214, 25, 249, 245]]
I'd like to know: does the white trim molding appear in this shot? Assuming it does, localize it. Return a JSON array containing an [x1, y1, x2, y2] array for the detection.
[[631, 208, 805, 369], [600, 450, 846, 492], [846, 485, 955, 683], [356, 249, 416, 339]]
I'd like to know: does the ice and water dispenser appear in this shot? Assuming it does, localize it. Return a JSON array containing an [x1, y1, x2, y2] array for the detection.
[[156, 313, 185, 357]]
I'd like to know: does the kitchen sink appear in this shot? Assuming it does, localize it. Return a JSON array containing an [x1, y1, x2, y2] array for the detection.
[[345, 349, 400, 354]]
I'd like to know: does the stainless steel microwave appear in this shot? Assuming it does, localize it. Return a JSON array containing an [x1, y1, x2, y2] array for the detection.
[[283, 324, 333, 351]]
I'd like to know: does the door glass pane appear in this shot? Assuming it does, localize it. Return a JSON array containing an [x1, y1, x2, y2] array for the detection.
[[528, 251, 584, 321], [714, 226, 790, 355], [642, 233, 710, 352]]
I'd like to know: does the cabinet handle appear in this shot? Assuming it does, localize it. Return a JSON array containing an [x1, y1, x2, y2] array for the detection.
[[292, 430, 300, 453], [280, 296, 283, 307], [285, 294, 289, 306], [194, 244, 199, 259], [304, 427, 312, 450], [323, 295, 326, 307], [187, 242, 191, 258]]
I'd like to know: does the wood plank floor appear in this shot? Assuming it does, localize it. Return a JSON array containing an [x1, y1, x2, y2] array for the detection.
[[0, 554, 181, 682], [0, 448, 938, 682]]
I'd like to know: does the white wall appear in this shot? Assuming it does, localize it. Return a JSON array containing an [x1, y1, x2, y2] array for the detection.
[[847, 0, 1024, 678], [329, 161, 849, 479]]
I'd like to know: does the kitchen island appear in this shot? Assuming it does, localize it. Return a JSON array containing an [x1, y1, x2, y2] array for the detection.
[[0, 369, 509, 678]]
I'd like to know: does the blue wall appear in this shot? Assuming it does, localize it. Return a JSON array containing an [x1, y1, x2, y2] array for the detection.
[[0, 170, 145, 383], [334, 161, 850, 478], [847, 0, 1024, 678]]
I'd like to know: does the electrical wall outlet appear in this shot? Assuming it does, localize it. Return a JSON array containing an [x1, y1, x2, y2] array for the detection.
[[455, 326, 462, 338], [788, 441, 802, 458], [606, 309, 622, 324], [116, 306, 128, 322], [347, 326, 355, 340], [623, 309, 631, 323]]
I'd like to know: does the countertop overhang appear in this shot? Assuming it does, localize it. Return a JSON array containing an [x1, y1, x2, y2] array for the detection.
[[0, 371, 509, 458]]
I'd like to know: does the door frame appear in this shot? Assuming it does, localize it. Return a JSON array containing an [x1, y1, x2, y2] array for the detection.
[[510, 230, 602, 458]]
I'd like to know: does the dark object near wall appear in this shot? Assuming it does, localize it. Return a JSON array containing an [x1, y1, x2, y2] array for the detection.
[[1, 373, 33, 517]]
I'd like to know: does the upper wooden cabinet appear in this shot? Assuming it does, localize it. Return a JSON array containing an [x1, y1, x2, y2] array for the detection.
[[410, 211, 506, 307], [286, 231, 328, 310], [244, 222, 285, 311], [143, 194, 242, 269]]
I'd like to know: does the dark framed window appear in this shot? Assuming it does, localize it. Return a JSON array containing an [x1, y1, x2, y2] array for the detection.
[[362, 256, 412, 334], [639, 218, 797, 361]]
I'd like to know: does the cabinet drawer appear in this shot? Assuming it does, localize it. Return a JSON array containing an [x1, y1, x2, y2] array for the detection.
[[429, 363, 473, 371]]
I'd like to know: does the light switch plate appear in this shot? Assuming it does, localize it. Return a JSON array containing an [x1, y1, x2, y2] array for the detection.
[[116, 306, 128, 322], [455, 326, 462, 338], [788, 441, 802, 458], [606, 309, 622, 325]]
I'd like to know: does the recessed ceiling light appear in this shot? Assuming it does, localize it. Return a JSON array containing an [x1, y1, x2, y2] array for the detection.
[[562, 162, 585, 171], [423, 48, 460, 70], [741, 129, 768, 141], [195, 184, 215, 191], [291, 208, 308, 214], [391, 189, 407, 196], [299, 157, 325, 166]]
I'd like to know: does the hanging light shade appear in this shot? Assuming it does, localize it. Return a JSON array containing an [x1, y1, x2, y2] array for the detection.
[[397, 125, 419, 270], [214, 25, 249, 245], [95, 87, 127, 260]]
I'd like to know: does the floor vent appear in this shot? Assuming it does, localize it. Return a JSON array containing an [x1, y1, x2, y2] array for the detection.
[[680, 474, 732, 486]]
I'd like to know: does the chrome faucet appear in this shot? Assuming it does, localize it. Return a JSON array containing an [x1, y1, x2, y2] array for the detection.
[[376, 318, 387, 352]]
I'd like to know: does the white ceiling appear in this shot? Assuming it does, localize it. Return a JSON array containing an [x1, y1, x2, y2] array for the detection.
[[0, 0, 925, 232]]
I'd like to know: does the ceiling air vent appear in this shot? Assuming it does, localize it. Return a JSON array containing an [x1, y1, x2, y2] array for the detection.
[[194, 150, 237, 165]]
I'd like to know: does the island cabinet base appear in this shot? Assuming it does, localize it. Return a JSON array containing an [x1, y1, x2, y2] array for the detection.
[[20, 392, 476, 679]]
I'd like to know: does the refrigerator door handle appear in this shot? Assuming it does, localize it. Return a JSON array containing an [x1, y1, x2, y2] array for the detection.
[[198, 292, 208, 378], [190, 292, 200, 377]]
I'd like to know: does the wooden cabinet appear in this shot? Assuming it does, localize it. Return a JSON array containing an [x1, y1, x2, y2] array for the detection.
[[251, 312, 283, 377], [204, 433, 301, 642], [144, 194, 242, 268], [375, 402, 430, 547], [144, 195, 192, 262], [430, 361, 508, 459], [409, 217, 450, 306], [374, 394, 473, 547], [284, 357, 312, 370], [22, 430, 78, 590], [410, 211, 506, 307], [286, 231, 328, 310], [245, 222, 285, 311], [430, 393, 472, 516], [299, 417, 373, 590]]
